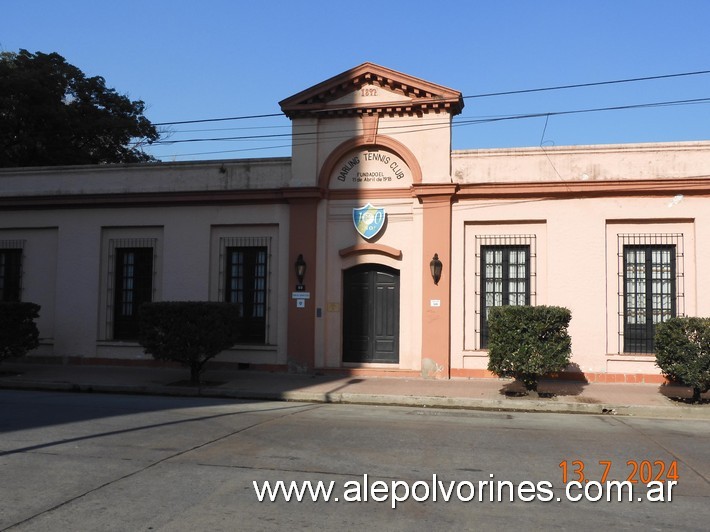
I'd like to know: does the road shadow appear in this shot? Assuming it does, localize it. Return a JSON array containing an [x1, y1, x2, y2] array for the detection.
[[0, 399, 315, 457], [497, 364, 589, 399], [658, 383, 710, 405], [0, 359, 377, 435]]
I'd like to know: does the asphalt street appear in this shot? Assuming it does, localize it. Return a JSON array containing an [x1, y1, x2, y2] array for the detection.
[[1, 390, 708, 531]]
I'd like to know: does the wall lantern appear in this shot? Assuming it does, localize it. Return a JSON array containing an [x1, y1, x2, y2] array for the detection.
[[430, 253, 443, 285], [295, 254, 307, 285]]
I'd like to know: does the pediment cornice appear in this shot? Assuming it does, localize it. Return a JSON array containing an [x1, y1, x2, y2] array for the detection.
[[280, 62, 464, 118]]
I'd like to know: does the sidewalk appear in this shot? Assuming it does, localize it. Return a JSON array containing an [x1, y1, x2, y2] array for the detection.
[[1, 361, 709, 420]]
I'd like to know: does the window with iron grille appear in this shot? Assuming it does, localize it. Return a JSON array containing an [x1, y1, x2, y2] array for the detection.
[[106, 239, 156, 341], [476, 235, 536, 348], [219, 237, 270, 344], [618, 234, 684, 354], [0, 241, 25, 302]]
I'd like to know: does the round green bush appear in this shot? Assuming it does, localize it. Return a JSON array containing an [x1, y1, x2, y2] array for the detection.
[[487, 305, 572, 393], [139, 302, 241, 384], [655, 317, 710, 402], [0, 302, 40, 362]]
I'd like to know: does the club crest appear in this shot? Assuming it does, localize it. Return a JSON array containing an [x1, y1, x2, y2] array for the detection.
[[353, 203, 386, 240]]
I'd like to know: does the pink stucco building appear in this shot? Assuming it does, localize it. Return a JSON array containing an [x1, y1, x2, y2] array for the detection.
[[2, 63, 709, 382]]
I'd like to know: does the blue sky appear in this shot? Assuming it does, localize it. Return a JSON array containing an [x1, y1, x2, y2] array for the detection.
[[2, 1, 709, 161]]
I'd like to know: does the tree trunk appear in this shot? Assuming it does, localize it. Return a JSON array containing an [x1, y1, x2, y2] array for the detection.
[[521, 374, 539, 395], [190, 363, 201, 386], [692, 387, 701, 403]]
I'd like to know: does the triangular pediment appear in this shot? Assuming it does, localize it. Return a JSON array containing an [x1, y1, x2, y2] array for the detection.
[[279, 62, 464, 118]]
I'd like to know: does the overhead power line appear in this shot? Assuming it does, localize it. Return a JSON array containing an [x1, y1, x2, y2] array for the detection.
[[149, 68, 710, 127], [153, 112, 282, 127], [454, 97, 710, 126], [463, 69, 710, 99], [150, 96, 710, 146], [149, 93, 710, 158]]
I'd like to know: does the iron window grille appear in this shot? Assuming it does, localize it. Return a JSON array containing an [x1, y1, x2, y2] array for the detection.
[[106, 238, 157, 340], [617, 233, 684, 354], [475, 235, 537, 349], [0, 240, 25, 302], [218, 237, 271, 344]]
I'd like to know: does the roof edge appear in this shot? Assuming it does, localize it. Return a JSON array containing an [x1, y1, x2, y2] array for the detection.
[[280, 62, 464, 118]]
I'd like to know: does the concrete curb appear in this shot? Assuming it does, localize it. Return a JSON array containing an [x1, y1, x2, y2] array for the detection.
[[2, 379, 708, 420]]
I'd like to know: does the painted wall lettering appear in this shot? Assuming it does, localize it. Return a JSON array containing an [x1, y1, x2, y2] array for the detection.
[[362, 152, 390, 164], [337, 155, 360, 182], [331, 150, 412, 188]]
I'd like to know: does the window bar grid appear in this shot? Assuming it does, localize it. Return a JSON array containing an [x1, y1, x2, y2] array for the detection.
[[0, 240, 26, 301], [0, 240, 26, 249], [474, 235, 537, 349], [106, 238, 157, 340], [218, 236, 271, 344], [617, 233, 684, 354]]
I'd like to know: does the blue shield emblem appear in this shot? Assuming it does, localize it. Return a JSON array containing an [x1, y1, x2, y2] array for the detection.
[[353, 203, 386, 239]]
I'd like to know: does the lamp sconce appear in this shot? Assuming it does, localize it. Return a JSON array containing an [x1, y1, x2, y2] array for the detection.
[[295, 254, 307, 286], [430, 253, 442, 285]]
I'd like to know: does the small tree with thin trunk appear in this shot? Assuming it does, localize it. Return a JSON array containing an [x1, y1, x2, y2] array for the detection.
[[655, 317, 710, 403], [139, 302, 241, 385], [487, 305, 572, 395]]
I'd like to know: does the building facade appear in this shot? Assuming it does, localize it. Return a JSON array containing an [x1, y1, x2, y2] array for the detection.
[[2, 63, 709, 382]]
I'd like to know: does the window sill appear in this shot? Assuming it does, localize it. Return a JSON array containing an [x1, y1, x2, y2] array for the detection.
[[226, 344, 277, 352], [606, 353, 656, 362], [97, 341, 277, 350], [342, 362, 400, 368], [463, 350, 489, 357], [97, 340, 141, 346]]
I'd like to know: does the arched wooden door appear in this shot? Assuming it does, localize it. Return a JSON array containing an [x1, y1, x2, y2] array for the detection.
[[342, 264, 400, 363]]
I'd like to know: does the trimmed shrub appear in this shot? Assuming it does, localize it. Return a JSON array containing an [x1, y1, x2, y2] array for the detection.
[[139, 302, 241, 384], [487, 305, 572, 393], [655, 317, 710, 402], [0, 302, 41, 363]]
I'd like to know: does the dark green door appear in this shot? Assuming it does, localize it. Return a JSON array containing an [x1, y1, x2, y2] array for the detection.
[[342, 265, 399, 363]]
